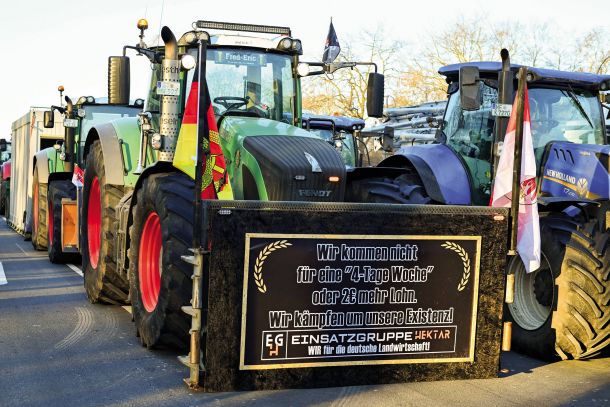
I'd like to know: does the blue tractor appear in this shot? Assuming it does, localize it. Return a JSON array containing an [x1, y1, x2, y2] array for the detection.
[[352, 50, 610, 360]]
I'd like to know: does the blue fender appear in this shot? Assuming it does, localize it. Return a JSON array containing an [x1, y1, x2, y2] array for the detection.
[[378, 144, 472, 205]]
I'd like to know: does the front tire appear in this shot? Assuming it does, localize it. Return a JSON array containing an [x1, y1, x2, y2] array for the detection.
[[31, 166, 48, 250], [82, 140, 128, 304], [47, 180, 79, 263], [507, 214, 610, 360], [347, 173, 432, 204], [128, 172, 193, 349]]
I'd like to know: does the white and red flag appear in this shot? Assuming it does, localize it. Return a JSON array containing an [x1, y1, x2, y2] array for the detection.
[[491, 86, 541, 272], [72, 164, 84, 188]]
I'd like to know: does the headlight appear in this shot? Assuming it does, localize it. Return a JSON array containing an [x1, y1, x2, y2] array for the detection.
[[296, 62, 310, 77], [77, 96, 87, 105], [278, 37, 293, 50], [134, 98, 144, 107], [77, 109, 86, 118], [181, 54, 196, 71], [86, 96, 95, 103]]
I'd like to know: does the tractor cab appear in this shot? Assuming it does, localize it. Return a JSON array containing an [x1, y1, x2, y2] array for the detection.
[[438, 62, 610, 204], [301, 113, 365, 167]]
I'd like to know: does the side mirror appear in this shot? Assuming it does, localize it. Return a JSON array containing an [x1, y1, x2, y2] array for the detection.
[[366, 72, 384, 118], [44, 110, 55, 128], [108, 56, 130, 105], [459, 66, 481, 111]]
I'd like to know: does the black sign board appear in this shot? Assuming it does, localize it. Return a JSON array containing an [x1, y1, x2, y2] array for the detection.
[[240, 234, 481, 370]]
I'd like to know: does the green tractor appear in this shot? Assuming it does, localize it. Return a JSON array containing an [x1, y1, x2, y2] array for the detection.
[[33, 87, 143, 263], [76, 19, 384, 347]]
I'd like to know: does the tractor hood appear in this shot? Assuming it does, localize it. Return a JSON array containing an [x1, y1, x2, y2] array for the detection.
[[540, 141, 610, 201], [219, 116, 314, 140]]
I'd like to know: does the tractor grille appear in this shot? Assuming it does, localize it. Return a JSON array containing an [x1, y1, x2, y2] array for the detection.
[[243, 136, 346, 202]]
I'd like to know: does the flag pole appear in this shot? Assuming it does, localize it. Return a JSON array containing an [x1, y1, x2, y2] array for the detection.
[[508, 67, 528, 255]]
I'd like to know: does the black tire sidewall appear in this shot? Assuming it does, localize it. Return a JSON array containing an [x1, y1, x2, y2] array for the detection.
[[505, 221, 565, 360], [82, 142, 105, 302], [129, 173, 193, 349]]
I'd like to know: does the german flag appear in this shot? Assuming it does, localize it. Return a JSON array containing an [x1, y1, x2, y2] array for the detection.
[[175, 69, 233, 200]]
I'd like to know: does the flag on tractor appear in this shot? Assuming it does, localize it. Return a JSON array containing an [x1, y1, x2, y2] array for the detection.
[[322, 19, 340, 64], [175, 69, 233, 200], [491, 86, 541, 273], [72, 164, 84, 188]]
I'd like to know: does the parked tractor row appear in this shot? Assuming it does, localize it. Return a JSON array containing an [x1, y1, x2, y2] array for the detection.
[[5, 17, 610, 389]]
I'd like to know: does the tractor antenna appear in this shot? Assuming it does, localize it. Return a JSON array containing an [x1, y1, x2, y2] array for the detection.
[[156, 0, 165, 47]]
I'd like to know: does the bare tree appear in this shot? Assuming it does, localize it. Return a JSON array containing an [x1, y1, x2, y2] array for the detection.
[[302, 27, 405, 118]]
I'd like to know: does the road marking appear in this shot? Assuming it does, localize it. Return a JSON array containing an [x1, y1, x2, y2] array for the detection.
[[122, 306, 132, 314], [0, 262, 7, 285], [67, 263, 83, 277], [15, 243, 28, 255], [15, 243, 49, 258]]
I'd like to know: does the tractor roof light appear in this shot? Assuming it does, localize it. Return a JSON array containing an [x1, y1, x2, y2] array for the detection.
[[137, 18, 149, 31], [278, 37, 293, 51], [86, 96, 95, 103], [291, 39, 302, 53], [194, 20, 291, 36], [134, 98, 144, 107], [77, 96, 87, 105]]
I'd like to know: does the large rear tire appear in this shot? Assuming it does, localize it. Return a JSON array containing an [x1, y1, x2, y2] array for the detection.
[[347, 173, 432, 204], [553, 219, 609, 359], [31, 166, 48, 250], [506, 214, 610, 360], [82, 140, 128, 304], [128, 172, 193, 349], [47, 180, 79, 264]]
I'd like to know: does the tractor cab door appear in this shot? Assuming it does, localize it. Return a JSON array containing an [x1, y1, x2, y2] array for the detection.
[[442, 82, 498, 204]]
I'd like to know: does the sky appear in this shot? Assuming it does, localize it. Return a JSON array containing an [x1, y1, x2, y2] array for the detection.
[[1, 0, 608, 139]]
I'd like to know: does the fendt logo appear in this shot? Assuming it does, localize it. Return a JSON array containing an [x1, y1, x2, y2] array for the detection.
[[263, 332, 286, 359], [298, 189, 332, 198]]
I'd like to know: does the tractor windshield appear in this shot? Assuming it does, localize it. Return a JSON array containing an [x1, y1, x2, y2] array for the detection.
[[185, 48, 295, 123], [528, 88, 605, 160]]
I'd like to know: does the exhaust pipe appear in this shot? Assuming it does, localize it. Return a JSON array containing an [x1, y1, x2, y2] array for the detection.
[[158, 26, 180, 162], [64, 96, 75, 173]]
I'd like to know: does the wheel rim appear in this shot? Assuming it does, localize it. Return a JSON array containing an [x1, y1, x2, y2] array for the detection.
[[87, 176, 101, 269], [33, 183, 39, 233], [48, 198, 54, 245], [139, 212, 162, 313], [507, 253, 554, 331]]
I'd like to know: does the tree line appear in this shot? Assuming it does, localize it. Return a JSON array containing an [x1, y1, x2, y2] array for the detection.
[[302, 16, 610, 119]]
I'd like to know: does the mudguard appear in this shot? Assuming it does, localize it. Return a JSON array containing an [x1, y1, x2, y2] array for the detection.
[[84, 122, 130, 186], [378, 144, 472, 205], [540, 141, 610, 201], [33, 151, 51, 184]]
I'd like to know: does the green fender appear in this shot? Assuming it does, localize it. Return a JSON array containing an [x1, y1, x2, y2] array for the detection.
[[33, 148, 68, 184], [84, 117, 149, 188]]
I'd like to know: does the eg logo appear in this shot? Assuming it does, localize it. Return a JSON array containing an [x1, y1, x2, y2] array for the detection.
[[263, 332, 286, 358]]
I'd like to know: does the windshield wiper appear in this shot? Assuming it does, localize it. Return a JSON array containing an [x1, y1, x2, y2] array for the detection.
[[562, 89, 593, 128]]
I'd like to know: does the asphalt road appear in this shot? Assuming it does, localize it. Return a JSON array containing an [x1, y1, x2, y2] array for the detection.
[[0, 219, 609, 407]]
